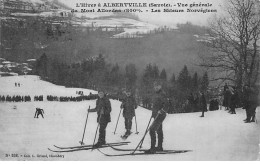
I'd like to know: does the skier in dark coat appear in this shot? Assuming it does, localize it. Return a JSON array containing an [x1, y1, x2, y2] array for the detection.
[[89, 91, 111, 147], [249, 86, 259, 122], [224, 83, 228, 92], [243, 85, 250, 122], [223, 86, 232, 110], [34, 107, 44, 118], [200, 92, 207, 117], [229, 87, 238, 114], [120, 90, 137, 137], [145, 81, 168, 154], [229, 91, 235, 114], [243, 85, 259, 123]]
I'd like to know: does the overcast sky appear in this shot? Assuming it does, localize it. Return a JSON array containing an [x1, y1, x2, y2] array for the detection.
[[60, 0, 224, 26]]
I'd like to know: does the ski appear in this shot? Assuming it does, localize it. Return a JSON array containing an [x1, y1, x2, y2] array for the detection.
[[107, 144, 185, 152], [96, 148, 191, 157], [53, 141, 130, 150], [48, 143, 127, 153]]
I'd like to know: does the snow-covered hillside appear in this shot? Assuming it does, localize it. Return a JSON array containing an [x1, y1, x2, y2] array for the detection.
[[0, 75, 97, 97], [4, 0, 159, 38], [77, 17, 158, 38], [0, 75, 259, 161], [0, 58, 33, 76]]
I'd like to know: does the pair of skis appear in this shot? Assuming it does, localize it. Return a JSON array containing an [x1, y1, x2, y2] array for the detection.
[[96, 144, 192, 157], [96, 113, 192, 156], [49, 111, 192, 156], [48, 142, 191, 157], [48, 141, 130, 153]]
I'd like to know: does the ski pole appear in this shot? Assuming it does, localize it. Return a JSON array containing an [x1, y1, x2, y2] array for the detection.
[[139, 114, 153, 148], [92, 111, 103, 150], [79, 106, 90, 145], [132, 114, 159, 154], [134, 111, 139, 134], [113, 107, 123, 134]]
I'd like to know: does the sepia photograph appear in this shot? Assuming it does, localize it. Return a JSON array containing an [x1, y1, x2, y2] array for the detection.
[[0, 0, 259, 161]]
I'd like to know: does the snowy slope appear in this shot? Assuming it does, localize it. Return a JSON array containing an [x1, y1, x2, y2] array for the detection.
[[8, 0, 159, 38], [0, 75, 97, 97], [77, 17, 158, 37], [0, 76, 259, 161]]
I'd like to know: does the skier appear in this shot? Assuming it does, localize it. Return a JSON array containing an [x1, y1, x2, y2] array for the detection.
[[145, 81, 168, 154], [89, 91, 111, 147], [34, 107, 44, 118], [223, 86, 232, 111], [120, 90, 137, 138], [243, 85, 250, 122], [250, 86, 259, 122], [199, 91, 207, 117], [224, 83, 228, 92], [229, 88, 237, 114], [243, 85, 259, 123]]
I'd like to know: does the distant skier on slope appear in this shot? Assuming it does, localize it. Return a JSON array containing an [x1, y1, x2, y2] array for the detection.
[[34, 107, 44, 118], [199, 91, 207, 117], [89, 91, 111, 147], [223, 84, 232, 111], [229, 87, 238, 114], [120, 90, 137, 138], [145, 81, 169, 154]]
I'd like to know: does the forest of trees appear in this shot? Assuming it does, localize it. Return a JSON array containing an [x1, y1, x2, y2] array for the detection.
[[34, 53, 210, 113]]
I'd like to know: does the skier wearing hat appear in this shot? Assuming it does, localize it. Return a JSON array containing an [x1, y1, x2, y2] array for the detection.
[[120, 90, 137, 138], [89, 91, 111, 147], [145, 81, 168, 154], [199, 91, 207, 117]]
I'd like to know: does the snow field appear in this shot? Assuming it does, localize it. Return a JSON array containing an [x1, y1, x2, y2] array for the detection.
[[0, 75, 259, 160]]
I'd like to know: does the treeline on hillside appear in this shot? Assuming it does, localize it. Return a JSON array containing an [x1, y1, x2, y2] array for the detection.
[[1, 17, 208, 78], [33, 53, 210, 113], [177, 22, 209, 35]]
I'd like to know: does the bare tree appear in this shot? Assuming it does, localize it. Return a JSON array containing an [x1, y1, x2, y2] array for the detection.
[[200, 0, 260, 88]]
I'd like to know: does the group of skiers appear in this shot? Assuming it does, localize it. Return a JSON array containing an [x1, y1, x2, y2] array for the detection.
[[34, 95, 44, 101], [208, 99, 219, 111], [187, 92, 207, 117], [47, 94, 97, 102], [87, 81, 259, 153], [0, 95, 31, 102], [222, 83, 259, 123], [14, 82, 21, 87], [59, 95, 94, 102], [187, 92, 209, 113], [88, 81, 170, 154]]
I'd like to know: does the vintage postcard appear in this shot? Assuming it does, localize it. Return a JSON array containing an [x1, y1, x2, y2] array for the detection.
[[0, 0, 260, 161]]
